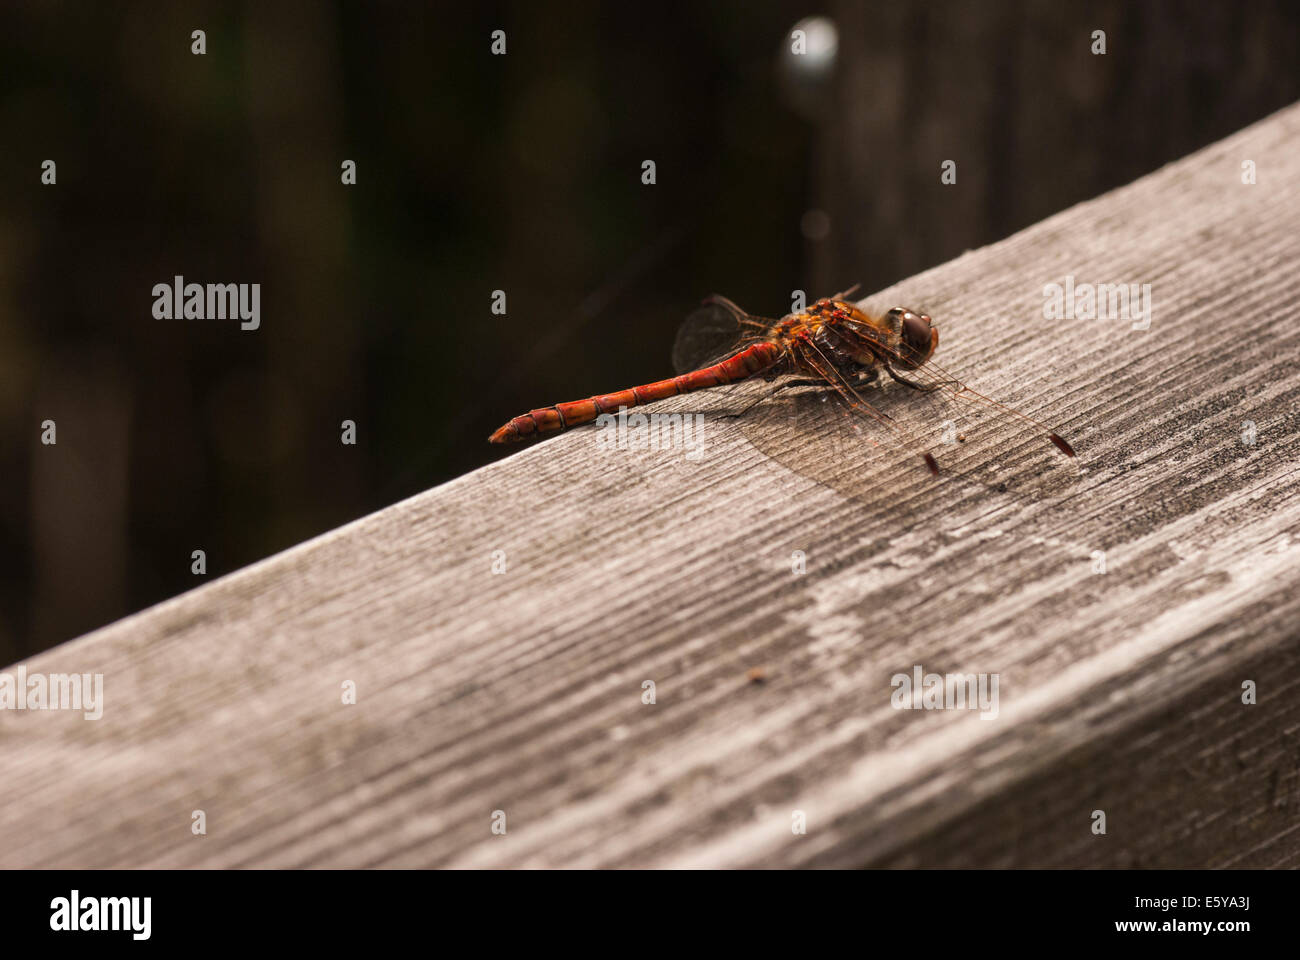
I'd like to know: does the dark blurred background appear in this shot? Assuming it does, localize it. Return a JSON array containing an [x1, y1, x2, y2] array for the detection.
[[2, 1, 1298, 661]]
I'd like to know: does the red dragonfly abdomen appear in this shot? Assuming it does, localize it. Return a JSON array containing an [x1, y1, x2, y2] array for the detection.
[[489, 341, 781, 443]]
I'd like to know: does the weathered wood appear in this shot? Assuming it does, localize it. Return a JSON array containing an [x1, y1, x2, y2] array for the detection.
[[5, 104, 1300, 868]]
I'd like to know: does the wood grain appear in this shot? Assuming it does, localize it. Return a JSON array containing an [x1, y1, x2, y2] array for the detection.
[[4, 103, 1300, 868]]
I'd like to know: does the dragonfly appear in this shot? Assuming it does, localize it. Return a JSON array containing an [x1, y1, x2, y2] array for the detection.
[[488, 286, 1076, 477]]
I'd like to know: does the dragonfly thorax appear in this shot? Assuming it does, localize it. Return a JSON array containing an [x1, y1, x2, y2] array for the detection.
[[773, 299, 937, 374]]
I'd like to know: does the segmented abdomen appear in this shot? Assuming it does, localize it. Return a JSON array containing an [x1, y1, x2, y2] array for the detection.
[[489, 341, 781, 443]]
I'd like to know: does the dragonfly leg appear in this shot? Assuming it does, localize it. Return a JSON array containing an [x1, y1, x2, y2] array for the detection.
[[883, 363, 952, 392], [715, 376, 824, 421], [719, 364, 882, 422], [773, 377, 830, 390]]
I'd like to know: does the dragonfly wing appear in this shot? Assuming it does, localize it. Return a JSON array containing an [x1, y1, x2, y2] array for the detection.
[[671, 300, 758, 374], [792, 340, 940, 474], [732, 350, 1077, 510], [838, 317, 1077, 461], [890, 354, 1076, 460]]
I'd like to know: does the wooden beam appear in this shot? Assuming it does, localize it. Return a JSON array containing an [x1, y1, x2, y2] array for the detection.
[[4, 103, 1300, 868]]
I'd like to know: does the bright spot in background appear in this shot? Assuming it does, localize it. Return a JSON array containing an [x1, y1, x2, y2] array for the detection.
[[789, 16, 839, 77], [778, 16, 840, 120]]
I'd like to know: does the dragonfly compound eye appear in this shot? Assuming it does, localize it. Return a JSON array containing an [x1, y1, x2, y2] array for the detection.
[[901, 311, 932, 354]]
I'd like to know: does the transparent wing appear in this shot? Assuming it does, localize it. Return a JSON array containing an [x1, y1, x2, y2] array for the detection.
[[836, 315, 1076, 461], [737, 379, 1077, 512], [672, 302, 746, 374], [727, 320, 1079, 506], [670, 296, 779, 374]]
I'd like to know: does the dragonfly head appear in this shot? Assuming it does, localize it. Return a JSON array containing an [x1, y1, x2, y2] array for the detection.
[[888, 307, 938, 368]]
